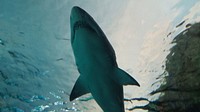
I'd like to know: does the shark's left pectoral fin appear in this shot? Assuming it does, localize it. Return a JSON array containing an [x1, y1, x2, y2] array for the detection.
[[115, 67, 140, 86], [70, 76, 90, 101]]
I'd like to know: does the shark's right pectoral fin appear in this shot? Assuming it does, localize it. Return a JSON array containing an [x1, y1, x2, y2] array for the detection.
[[115, 67, 140, 86], [70, 76, 90, 101]]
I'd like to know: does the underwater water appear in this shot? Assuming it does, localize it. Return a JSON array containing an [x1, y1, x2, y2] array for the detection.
[[0, 0, 200, 112]]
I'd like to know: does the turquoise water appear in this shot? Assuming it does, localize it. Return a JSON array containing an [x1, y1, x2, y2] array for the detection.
[[0, 0, 200, 112]]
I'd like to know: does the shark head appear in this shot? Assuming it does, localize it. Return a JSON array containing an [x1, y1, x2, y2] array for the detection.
[[70, 6, 91, 44], [70, 6, 105, 45]]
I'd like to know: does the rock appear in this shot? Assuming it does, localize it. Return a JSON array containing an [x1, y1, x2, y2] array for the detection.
[[151, 22, 200, 112]]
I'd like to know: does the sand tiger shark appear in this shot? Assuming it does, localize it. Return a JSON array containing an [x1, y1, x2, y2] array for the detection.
[[69, 6, 140, 112]]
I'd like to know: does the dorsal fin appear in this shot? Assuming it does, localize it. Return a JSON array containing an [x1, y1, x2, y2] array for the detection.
[[115, 67, 140, 86], [70, 76, 90, 101]]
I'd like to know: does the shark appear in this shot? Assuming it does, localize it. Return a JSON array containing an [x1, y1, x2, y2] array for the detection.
[[69, 6, 140, 112]]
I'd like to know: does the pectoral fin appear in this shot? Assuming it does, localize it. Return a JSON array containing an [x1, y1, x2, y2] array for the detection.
[[70, 76, 90, 101], [115, 67, 140, 86]]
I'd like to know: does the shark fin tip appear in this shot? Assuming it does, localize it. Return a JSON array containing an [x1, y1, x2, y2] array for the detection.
[[115, 67, 140, 86], [69, 76, 90, 101]]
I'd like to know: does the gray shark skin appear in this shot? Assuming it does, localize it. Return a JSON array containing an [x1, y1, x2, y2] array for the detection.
[[70, 6, 140, 112]]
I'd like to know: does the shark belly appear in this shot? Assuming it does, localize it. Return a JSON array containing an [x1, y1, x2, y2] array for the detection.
[[73, 27, 124, 112], [89, 70, 125, 112], [72, 27, 113, 74]]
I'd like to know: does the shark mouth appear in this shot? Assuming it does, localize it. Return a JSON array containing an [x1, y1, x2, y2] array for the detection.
[[71, 20, 95, 43]]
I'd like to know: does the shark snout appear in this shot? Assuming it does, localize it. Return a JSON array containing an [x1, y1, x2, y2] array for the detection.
[[70, 6, 85, 24], [70, 6, 87, 44]]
